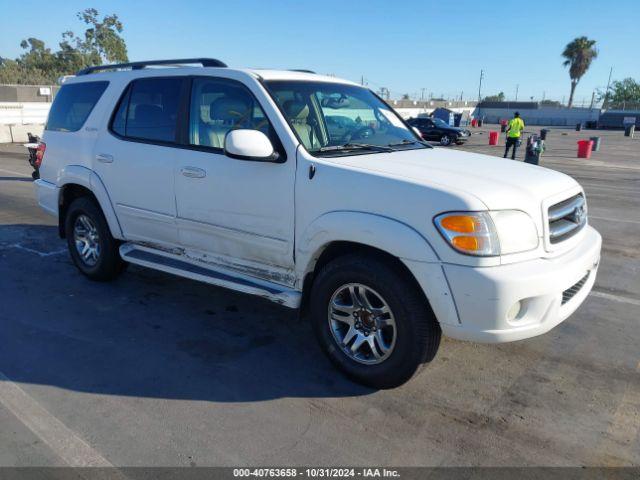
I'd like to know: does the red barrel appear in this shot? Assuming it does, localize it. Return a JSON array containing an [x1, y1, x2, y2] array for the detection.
[[489, 131, 499, 145], [471, 118, 477, 127], [577, 139, 594, 158]]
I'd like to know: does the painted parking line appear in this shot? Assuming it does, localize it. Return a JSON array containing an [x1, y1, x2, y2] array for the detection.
[[581, 183, 640, 193], [7, 243, 67, 257], [589, 215, 640, 225], [0, 167, 31, 177], [591, 290, 640, 307], [0, 370, 114, 467]]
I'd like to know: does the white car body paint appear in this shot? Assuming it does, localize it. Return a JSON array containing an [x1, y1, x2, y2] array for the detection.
[[35, 66, 601, 343]]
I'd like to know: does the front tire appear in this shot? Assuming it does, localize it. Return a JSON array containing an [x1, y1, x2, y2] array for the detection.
[[440, 134, 453, 146], [310, 253, 441, 389], [64, 196, 125, 281]]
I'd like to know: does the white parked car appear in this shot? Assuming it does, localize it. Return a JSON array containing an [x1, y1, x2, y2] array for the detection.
[[34, 59, 601, 388]]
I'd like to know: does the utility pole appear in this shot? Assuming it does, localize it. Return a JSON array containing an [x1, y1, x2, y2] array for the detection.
[[421, 88, 426, 100], [542, 91, 546, 102], [360, 75, 364, 86], [460, 90, 464, 101], [515, 84, 519, 101], [589, 90, 596, 109], [603, 66, 613, 109], [477, 69, 484, 102]]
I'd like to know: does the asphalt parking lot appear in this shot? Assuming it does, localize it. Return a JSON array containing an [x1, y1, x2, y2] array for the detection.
[[0, 126, 638, 467]]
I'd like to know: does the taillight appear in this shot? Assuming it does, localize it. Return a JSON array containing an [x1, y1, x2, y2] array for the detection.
[[35, 142, 46, 167]]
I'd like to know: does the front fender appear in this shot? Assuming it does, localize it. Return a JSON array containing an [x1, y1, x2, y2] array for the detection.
[[57, 165, 123, 239], [297, 211, 459, 327], [297, 210, 439, 276]]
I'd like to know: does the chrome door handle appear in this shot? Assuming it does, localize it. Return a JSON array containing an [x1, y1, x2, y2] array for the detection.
[[180, 166, 206, 178], [96, 153, 114, 163]]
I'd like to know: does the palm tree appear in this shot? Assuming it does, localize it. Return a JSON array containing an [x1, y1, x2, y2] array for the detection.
[[562, 37, 598, 108]]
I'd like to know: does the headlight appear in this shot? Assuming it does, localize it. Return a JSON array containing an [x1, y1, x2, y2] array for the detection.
[[434, 211, 538, 256]]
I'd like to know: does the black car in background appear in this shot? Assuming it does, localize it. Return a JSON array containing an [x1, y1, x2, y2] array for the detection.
[[407, 117, 471, 146]]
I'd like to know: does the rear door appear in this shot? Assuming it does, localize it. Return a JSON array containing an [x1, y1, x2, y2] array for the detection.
[[93, 76, 187, 246]]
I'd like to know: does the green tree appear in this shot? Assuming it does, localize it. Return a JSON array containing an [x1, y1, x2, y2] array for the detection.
[[0, 8, 127, 85], [482, 92, 505, 102], [562, 36, 598, 108], [67, 8, 128, 64], [540, 99, 562, 107], [608, 78, 640, 105]]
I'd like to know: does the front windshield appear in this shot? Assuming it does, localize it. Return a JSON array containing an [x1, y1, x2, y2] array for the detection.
[[264, 81, 426, 155]]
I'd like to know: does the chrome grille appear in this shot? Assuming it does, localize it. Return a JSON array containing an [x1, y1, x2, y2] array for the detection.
[[548, 194, 587, 244], [562, 272, 590, 305]]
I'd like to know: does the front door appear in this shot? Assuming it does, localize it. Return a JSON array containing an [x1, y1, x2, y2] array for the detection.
[[174, 77, 296, 282], [422, 119, 439, 140]]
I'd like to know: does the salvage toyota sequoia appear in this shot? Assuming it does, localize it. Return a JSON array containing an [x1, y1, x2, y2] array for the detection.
[[34, 59, 601, 388]]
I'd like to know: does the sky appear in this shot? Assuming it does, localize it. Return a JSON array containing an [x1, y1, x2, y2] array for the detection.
[[1, 0, 638, 103]]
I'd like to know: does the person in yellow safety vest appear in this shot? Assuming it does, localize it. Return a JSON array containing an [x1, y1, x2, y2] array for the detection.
[[503, 112, 525, 160]]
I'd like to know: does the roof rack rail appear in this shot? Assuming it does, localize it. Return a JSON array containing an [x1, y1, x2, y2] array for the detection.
[[289, 69, 316, 74], [76, 58, 227, 76]]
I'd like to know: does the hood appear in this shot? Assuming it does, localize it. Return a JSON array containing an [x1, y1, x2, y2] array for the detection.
[[330, 147, 580, 223]]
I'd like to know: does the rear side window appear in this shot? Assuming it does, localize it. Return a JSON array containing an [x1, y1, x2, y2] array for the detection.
[[110, 77, 183, 143], [46, 81, 108, 132]]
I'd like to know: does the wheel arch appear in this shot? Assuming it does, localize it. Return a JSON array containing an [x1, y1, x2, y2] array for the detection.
[[297, 211, 439, 276], [297, 211, 442, 317], [57, 166, 123, 239]]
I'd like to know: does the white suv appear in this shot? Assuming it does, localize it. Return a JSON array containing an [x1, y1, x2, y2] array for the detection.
[[34, 58, 601, 388]]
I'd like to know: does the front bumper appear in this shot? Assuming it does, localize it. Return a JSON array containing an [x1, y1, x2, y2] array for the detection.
[[456, 131, 471, 142], [440, 225, 601, 343]]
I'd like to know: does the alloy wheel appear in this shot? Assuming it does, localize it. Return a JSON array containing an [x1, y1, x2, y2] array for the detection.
[[328, 283, 397, 365], [73, 214, 101, 266]]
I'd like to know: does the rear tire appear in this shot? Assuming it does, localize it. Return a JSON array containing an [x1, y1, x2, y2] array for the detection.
[[310, 253, 441, 389], [64, 196, 125, 281]]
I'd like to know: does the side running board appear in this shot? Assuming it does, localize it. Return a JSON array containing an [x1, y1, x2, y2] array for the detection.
[[119, 244, 301, 308]]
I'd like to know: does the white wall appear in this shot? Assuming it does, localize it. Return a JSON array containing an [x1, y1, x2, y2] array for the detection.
[[0, 102, 51, 125], [473, 106, 600, 126], [0, 102, 47, 142], [0, 123, 44, 143], [393, 107, 474, 119]]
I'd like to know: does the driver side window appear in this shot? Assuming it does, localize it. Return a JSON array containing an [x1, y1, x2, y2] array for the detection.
[[189, 78, 275, 150]]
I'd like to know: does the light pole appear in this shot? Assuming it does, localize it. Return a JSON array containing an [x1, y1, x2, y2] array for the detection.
[[478, 69, 484, 102], [603, 66, 613, 109]]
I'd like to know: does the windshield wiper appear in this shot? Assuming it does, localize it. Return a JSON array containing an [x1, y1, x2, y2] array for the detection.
[[387, 139, 432, 148], [318, 142, 394, 153]]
